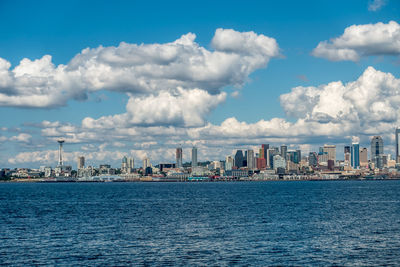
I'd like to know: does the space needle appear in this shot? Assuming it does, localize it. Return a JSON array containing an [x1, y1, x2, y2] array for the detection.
[[57, 139, 65, 166]]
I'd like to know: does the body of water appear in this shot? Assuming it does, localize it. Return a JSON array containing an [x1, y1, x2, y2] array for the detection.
[[1, 180, 400, 265]]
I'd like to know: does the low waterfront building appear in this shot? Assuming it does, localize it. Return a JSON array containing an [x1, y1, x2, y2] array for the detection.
[[225, 169, 249, 178]]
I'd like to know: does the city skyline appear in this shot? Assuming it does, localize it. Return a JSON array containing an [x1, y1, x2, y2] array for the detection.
[[4, 130, 400, 181], [0, 0, 400, 168], [12, 131, 398, 170]]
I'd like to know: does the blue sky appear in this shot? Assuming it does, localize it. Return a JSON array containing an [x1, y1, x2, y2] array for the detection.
[[0, 0, 399, 168]]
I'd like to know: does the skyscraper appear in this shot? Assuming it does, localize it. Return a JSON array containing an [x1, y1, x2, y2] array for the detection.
[[371, 136, 384, 169], [259, 147, 265, 159], [256, 157, 267, 170], [344, 146, 351, 166], [77, 156, 85, 169], [371, 136, 384, 159], [247, 149, 255, 170], [191, 147, 198, 168], [122, 156, 128, 173], [128, 157, 134, 170], [267, 148, 279, 169], [234, 150, 244, 168], [57, 139, 65, 166], [296, 149, 302, 163], [287, 150, 301, 164], [396, 128, 400, 162], [308, 152, 318, 167], [176, 147, 183, 168], [280, 145, 287, 160], [272, 154, 286, 170], [261, 144, 269, 159], [323, 144, 336, 163], [360, 148, 368, 167], [351, 143, 360, 169], [143, 157, 151, 170], [225, 156, 234, 171]]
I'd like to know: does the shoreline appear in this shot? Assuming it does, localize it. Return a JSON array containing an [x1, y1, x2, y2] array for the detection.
[[1, 177, 400, 183]]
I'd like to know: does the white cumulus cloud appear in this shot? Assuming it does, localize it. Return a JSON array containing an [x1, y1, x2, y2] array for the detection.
[[280, 66, 400, 126], [125, 88, 226, 127], [312, 21, 400, 61], [82, 88, 226, 128], [0, 28, 280, 108]]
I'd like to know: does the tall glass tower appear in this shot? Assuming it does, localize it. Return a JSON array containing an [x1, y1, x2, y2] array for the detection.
[[247, 149, 255, 170], [351, 143, 360, 169], [371, 136, 384, 158], [57, 139, 65, 167], [234, 150, 244, 168], [176, 147, 183, 168], [191, 147, 197, 168], [280, 145, 287, 160], [371, 136, 384, 169]]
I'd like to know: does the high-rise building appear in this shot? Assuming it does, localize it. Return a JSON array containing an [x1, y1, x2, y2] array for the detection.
[[280, 145, 287, 160], [318, 153, 329, 165], [57, 139, 65, 166], [351, 143, 360, 169], [234, 150, 244, 168], [267, 148, 279, 169], [287, 150, 300, 164], [296, 149, 301, 163], [121, 156, 128, 173], [272, 154, 286, 170], [371, 136, 384, 169], [382, 154, 388, 167], [266, 149, 271, 168], [256, 158, 267, 170], [247, 149, 255, 170], [77, 156, 85, 169], [360, 148, 368, 167], [344, 146, 351, 166], [225, 156, 234, 171], [176, 147, 183, 168], [308, 152, 318, 167], [371, 136, 384, 159], [323, 145, 336, 163], [259, 147, 265, 159], [261, 144, 269, 159], [191, 147, 198, 168], [210, 161, 222, 170], [128, 157, 134, 170], [396, 128, 400, 163], [143, 157, 151, 170]]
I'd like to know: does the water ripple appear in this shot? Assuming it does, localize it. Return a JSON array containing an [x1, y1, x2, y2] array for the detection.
[[0, 180, 400, 265]]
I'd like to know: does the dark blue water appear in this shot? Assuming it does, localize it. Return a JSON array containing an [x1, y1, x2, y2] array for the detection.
[[1, 181, 400, 266]]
